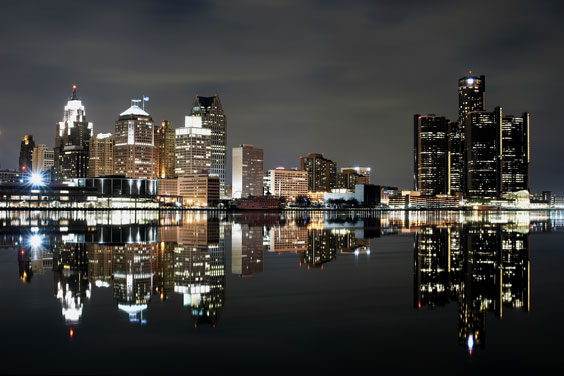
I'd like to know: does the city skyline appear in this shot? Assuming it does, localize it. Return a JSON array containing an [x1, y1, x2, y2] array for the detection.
[[1, 1, 562, 193]]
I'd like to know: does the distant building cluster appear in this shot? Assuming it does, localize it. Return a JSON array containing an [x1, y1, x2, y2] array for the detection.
[[0, 75, 560, 209]]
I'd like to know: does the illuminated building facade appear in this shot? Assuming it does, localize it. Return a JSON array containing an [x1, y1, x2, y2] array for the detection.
[[113, 102, 155, 179], [340, 166, 370, 183], [232, 144, 264, 198], [458, 74, 486, 123], [54, 85, 93, 181], [414, 114, 450, 196], [177, 174, 220, 207], [88, 133, 114, 177], [267, 168, 308, 201], [19, 134, 35, 172], [448, 121, 464, 194], [502, 113, 530, 193], [155, 120, 175, 179], [175, 115, 211, 177], [464, 107, 502, 198], [32, 144, 54, 173], [191, 95, 227, 197], [300, 153, 337, 192], [336, 168, 370, 190]]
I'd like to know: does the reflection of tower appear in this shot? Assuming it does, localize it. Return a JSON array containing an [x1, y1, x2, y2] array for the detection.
[[301, 226, 336, 268], [154, 241, 175, 301], [174, 217, 225, 327], [112, 244, 155, 324], [413, 227, 450, 308], [413, 222, 531, 354], [17, 248, 33, 283], [232, 223, 263, 276], [53, 242, 91, 323]]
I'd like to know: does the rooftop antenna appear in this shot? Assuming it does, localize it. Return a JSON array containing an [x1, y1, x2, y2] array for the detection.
[[131, 99, 142, 108], [71, 84, 78, 100]]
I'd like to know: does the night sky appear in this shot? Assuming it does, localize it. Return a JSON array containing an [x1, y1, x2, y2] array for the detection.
[[1, 0, 563, 192]]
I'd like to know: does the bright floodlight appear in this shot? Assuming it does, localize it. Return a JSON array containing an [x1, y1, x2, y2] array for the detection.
[[29, 234, 43, 248], [467, 334, 474, 352], [29, 172, 45, 186], [467, 78, 474, 85]]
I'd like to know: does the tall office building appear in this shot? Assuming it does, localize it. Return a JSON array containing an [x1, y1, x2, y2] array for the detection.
[[340, 167, 370, 183], [19, 134, 35, 172], [232, 144, 264, 198], [448, 121, 464, 193], [32, 144, 54, 173], [502, 113, 530, 193], [452, 74, 486, 194], [175, 115, 211, 177], [191, 95, 226, 197], [458, 74, 486, 123], [88, 133, 114, 177], [414, 115, 450, 196], [300, 153, 337, 192], [464, 107, 502, 198], [114, 101, 156, 179], [155, 120, 175, 179], [54, 85, 93, 181]]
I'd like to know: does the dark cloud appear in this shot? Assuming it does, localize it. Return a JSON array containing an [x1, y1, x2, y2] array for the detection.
[[0, 0, 563, 191]]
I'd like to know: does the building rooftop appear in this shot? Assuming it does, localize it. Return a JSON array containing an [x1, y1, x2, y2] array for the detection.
[[119, 105, 150, 117]]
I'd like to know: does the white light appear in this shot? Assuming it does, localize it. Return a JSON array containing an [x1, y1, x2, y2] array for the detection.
[[29, 234, 42, 248], [467, 78, 474, 85], [29, 172, 45, 186], [467, 334, 474, 351]]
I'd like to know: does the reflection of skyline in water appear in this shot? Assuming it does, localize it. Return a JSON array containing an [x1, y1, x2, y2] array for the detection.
[[5, 210, 564, 350], [413, 224, 530, 354]]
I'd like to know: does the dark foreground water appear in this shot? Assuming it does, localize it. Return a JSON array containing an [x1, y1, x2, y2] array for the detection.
[[0, 210, 563, 374]]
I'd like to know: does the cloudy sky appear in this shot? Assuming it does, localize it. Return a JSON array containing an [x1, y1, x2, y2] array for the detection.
[[1, 0, 563, 191]]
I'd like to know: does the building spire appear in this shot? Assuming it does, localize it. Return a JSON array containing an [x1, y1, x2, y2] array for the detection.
[[71, 84, 78, 100]]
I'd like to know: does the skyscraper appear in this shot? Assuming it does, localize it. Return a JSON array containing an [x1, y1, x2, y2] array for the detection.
[[232, 144, 264, 198], [32, 144, 54, 173], [300, 153, 337, 192], [155, 120, 175, 179], [191, 95, 227, 197], [448, 121, 464, 193], [88, 133, 114, 177], [452, 74, 486, 194], [414, 115, 450, 196], [19, 134, 35, 172], [464, 107, 502, 198], [175, 115, 211, 177], [54, 85, 93, 181], [458, 74, 486, 123], [502, 113, 530, 193], [113, 101, 156, 179]]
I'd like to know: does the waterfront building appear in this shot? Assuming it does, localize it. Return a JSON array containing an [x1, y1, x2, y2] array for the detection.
[[300, 153, 337, 192], [266, 168, 308, 202], [232, 144, 264, 198], [178, 174, 220, 207], [155, 120, 175, 179], [464, 107, 502, 198], [32, 144, 54, 172], [414, 114, 450, 196], [175, 115, 211, 177], [54, 85, 93, 181], [502, 113, 530, 193], [88, 133, 114, 178], [19, 134, 35, 172], [191, 95, 227, 197], [0, 170, 23, 183], [113, 101, 156, 179]]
